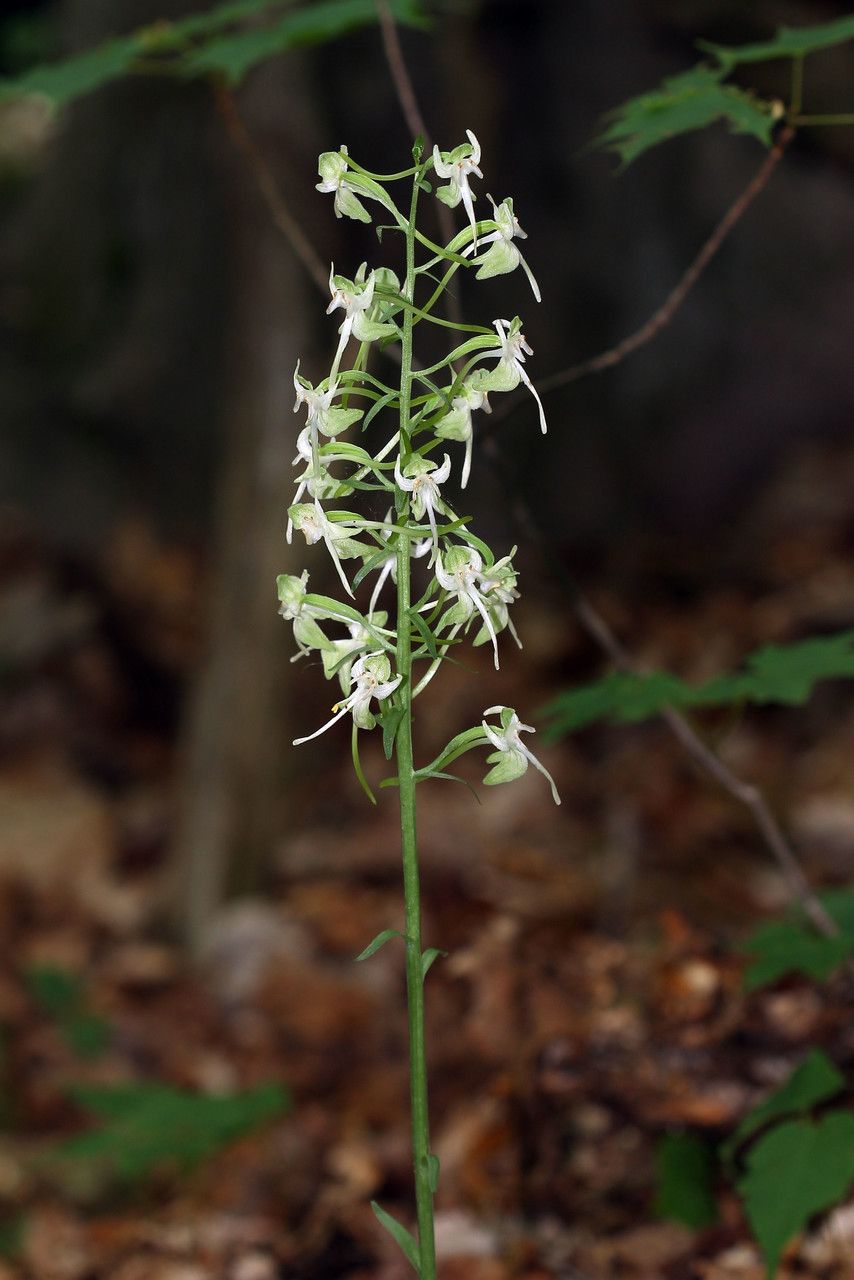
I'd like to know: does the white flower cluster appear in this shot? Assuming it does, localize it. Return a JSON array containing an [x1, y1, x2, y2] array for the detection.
[[278, 132, 559, 804]]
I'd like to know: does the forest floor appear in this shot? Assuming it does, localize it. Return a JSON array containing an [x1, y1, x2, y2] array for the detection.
[[2, 442, 854, 1279]]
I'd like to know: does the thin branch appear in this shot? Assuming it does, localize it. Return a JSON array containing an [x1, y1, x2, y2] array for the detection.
[[375, 0, 431, 146], [480, 431, 840, 941], [374, 0, 464, 331], [212, 80, 329, 296], [491, 126, 795, 426]]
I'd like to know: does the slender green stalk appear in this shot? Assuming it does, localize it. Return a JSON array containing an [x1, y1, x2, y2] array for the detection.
[[793, 112, 854, 126], [394, 163, 437, 1280], [790, 54, 804, 118]]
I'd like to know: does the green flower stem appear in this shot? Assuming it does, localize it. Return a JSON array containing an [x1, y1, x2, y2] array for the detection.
[[394, 163, 437, 1280]]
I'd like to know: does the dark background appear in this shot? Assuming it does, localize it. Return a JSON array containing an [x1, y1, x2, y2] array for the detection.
[[1, 0, 853, 939]]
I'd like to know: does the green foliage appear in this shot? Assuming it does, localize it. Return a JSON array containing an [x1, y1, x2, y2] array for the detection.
[[355, 928, 404, 961], [721, 1049, 844, 1164], [26, 966, 111, 1061], [0, 0, 426, 107], [699, 15, 854, 71], [594, 12, 854, 164], [542, 631, 854, 740], [0, 1215, 24, 1262], [371, 1200, 420, 1274], [738, 1112, 854, 1278], [596, 65, 775, 167], [45, 1081, 288, 1186], [742, 888, 854, 989], [654, 1132, 718, 1229]]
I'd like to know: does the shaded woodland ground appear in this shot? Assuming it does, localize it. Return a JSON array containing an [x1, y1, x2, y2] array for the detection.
[[3, 435, 854, 1277]]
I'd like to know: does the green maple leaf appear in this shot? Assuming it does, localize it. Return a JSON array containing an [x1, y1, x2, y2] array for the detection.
[[722, 1049, 844, 1164], [700, 15, 854, 71], [738, 1111, 854, 1278], [594, 64, 775, 166]]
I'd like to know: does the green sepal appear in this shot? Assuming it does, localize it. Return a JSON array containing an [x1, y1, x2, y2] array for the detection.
[[474, 239, 520, 281], [471, 361, 521, 394], [293, 615, 330, 654], [355, 318, 399, 343], [355, 929, 404, 962], [336, 186, 372, 223], [483, 748, 527, 786], [371, 1201, 420, 1275], [323, 405, 364, 435], [435, 181, 460, 209]]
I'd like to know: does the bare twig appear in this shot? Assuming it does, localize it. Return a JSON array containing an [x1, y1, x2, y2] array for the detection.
[[481, 431, 839, 941], [213, 80, 329, 295], [491, 126, 795, 426], [375, 0, 430, 145], [374, 0, 464, 330]]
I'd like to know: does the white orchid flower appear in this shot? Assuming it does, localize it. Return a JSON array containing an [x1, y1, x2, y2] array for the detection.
[[293, 651, 401, 744], [316, 147, 372, 223], [368, 511, 431, 618], [433, 129, 483, 249], [435, 544, 503, 669], [433, 381, 489, 489], [481, 705, 561, 804], [327, 264, 397, 375], [286, 429, 353, 544], [293, 362, 362, 445], [288, 500, 366, 599], [321, 614, 388, 692], [474, 549, 522, 651], [277, 570, 331, 661], [474, 317, 547, 434], [468, 196, 541, 302], [394, 452, 452, 552]]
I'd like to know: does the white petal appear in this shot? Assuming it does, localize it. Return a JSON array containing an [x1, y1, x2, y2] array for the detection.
[[519, 742, 561, 804], [293, 703, 350, 745]]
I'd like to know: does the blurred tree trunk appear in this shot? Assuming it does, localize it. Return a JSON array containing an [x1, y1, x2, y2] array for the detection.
[[171, 62, 321, 954], [35, 0, 323, 949]]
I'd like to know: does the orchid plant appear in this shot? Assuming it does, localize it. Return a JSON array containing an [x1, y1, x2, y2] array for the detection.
[[277, 132, 559, 1279]]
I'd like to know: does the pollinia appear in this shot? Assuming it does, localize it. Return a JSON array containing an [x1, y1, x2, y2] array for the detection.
[[277, 131, 559, 1278]]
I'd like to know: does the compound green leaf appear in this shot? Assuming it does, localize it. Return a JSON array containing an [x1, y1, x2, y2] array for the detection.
[[543, 631, 854, 741], [699, 15, 854, 71], [182, 0, 424, 83], [595, 64, 775, 166], [0, 0, 426, 106], [46, 1082, 288, 1185], [738, 1111, 854, 1278], [722, 1049, 844, 1165], [742, 920, 850, 990], [0, 35, 141, 107]]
